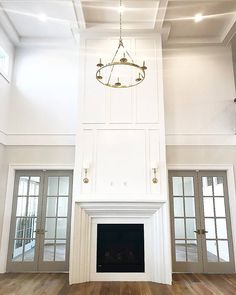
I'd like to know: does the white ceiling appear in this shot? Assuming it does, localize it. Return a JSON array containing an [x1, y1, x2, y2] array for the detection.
[[0, 0, 235, 46], [83, 1, 159, 30]]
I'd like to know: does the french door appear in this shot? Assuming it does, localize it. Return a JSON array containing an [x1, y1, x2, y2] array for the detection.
[[169, 170, 235, 273], [7, 170, 73, 272]]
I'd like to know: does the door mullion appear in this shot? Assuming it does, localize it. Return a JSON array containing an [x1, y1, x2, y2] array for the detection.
[[211, 177, 220, 262], [194, 171, 204, 271], [36, 171, 46, 270]]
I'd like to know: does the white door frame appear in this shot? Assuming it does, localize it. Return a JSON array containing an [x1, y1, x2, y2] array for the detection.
[[0, 164, 74, 273], [168, 164, 236, 271]]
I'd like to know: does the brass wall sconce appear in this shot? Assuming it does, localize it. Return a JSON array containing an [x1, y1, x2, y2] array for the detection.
[[83, 161, 90, 184], [152, 167, 158, 184]]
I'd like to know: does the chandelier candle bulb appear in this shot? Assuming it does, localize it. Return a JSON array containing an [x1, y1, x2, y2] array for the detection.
[[120, 53, 128, 63], [115, 78, 121, 87], [142, 61, 147, 70], [97, 58, 104, 67]]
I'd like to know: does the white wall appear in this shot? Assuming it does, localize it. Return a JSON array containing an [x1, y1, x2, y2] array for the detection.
[[167, 145, 236, 180], [7, 46, 78, 135], [163, 46, 236, 136], [0, 26, 14, 133]]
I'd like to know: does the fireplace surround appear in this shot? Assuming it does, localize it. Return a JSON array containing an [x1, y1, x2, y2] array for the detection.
[[70, 202, 172, 284]]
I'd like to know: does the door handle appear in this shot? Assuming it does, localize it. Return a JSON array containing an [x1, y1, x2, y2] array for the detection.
[[201, 229, 208, 234], [33, 229, 41, 234], [33, 229, 48, 235], [194, 229, 208, 235]]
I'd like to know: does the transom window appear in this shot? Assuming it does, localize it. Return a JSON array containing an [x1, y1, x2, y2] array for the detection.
[[0, 46, 10, 79]]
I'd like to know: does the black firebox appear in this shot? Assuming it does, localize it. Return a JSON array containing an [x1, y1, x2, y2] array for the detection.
[[96, 224, 145, 273]]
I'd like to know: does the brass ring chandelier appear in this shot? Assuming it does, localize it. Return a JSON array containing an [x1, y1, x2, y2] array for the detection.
[[96, 0, 147, 88]]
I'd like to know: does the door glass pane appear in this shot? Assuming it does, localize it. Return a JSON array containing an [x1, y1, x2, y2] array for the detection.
[[183, 177, 194, 196], [18, 177, 29, 195], [186, 219, 196, 239], [12, 240, 24, 261], [55, 243, 66, 261], [206, 240, 218, 262], [174, 197, 184, 217], [173, 177, 183, 196], [46, 197, 57, 217], [56, 218, 67, 239], [203, 197, 214, 217], [213, 177, 224, 196], [24, 218, 37, 240], [47, 177, 59, 196], [205, 218, 216, 239], [29, 177, 40, 196], [186, 240, 198, 262], [185, 198, 195, 217], [216, 219, 227, 239], [16, 197, 27, 216], [58, 197, 68, 217], [215, 198, 225, 217], [202, 177, 213, 196], [27, 197, 38, 217], [43, 240, 55, 261], [175, 240, 186, 262], [218, 241, 229, 262], [15, 218, 26, 239], [59, 177, 69, 196], [23, 239, 36, 261], [174, 218, 185, 239], [45, 218, 56, 239]]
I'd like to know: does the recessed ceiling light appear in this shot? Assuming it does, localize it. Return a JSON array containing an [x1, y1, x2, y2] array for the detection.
[[194, 13, 203, 23], [38, 13, 47, 22], [118, 5, 125, 14]]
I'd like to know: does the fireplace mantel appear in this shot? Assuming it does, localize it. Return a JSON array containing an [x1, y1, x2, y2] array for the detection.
[[69, 201, 172, 285]]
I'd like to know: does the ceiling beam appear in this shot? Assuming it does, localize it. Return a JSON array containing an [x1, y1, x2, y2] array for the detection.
[[72, 0, 86, 30], [154, 0, 169, 32], [221, 15, 236, 45], [0, 3, 20, 45]]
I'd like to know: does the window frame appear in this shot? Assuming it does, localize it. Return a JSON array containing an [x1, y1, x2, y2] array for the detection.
[[0, 45, 10, 82]]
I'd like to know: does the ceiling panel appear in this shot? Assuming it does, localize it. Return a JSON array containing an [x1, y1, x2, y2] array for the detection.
[[165, 1, 236, 39], [82, 0, 159, 30], [0, 0, 77, 38]]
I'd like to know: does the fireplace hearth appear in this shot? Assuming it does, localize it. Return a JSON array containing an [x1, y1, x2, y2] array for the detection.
[[97, 224, 145, 273]]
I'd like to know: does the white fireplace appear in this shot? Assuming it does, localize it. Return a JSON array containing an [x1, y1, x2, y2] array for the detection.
[[70, 34, 172, 285], [69, 202, 172, 284]]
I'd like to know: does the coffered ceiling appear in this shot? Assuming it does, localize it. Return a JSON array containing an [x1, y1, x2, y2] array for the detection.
[[0, 0, 235, 46]]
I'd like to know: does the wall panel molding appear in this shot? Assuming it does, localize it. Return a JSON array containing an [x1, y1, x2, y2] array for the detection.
[[0, 133, 76, 146]]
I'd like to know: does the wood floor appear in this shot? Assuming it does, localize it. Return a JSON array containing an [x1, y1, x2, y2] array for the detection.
[[1, 273, 236, 295]]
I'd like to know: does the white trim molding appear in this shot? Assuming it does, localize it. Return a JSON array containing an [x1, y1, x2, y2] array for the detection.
[[166, 134, 236, 146], [167, 164, 236, 271], [0, 133, 76, 146]]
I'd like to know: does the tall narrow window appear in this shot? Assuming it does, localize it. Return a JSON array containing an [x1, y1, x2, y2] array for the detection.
[[0, 46, 10, 79]]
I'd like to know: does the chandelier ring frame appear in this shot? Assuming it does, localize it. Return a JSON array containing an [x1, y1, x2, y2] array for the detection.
[[96, 62, 146, 89]]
